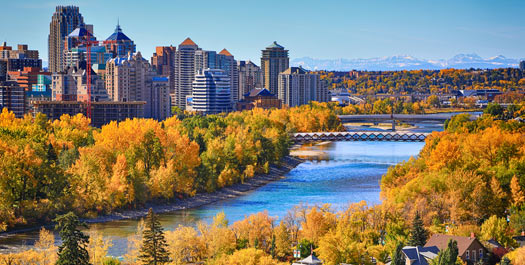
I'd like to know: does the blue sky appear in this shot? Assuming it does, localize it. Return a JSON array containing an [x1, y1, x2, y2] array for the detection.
[[1, 0, 524, 63]]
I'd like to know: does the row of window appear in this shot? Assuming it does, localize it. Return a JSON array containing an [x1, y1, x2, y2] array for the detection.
[[465, 249, 483, 260]]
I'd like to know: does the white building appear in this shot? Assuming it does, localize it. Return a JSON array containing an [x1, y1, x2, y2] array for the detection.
[[191, 68, 232, 114], [173, 38, 199, 109]]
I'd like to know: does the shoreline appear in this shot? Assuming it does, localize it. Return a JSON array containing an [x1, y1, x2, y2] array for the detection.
[[0, 156, 304, 239]]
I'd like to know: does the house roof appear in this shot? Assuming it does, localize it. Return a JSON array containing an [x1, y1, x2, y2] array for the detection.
[[219, 48, 232, 57], [245, 88, 274, 98], [180, 37, 197, 46], [266, 41, 284, 49], [106, 23, 132, 41], [296, 254, 322, 264], [425, 234, 482, 255], [402, 246, 439, 265]]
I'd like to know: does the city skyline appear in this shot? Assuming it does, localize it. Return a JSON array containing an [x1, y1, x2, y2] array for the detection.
[[1, 0, 524, 66]]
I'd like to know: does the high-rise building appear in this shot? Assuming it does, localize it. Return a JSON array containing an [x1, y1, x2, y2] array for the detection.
[[261, 41, 289, 94], [173, 38, 200, 109], [237, 60, 262, 101], [52, 66, 107, 102], [7, 67, 50, 91], [0, 42, 42, 72], [48, 6, 85, 73], [217, 49, 239, 102], [0, 43, 39, 60], [104, 23, 136, 58], [520, 61, 525, 71], [278, 67, 329, 107], [151, 46, 176, 98], [105, 52, 170, 121], [0, 81, 25, 117], [63, 46, 112, 70], [192, 69, 232, 114]]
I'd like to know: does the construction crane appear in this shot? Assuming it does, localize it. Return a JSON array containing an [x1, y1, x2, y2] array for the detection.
[[81, 39, 117, 121]]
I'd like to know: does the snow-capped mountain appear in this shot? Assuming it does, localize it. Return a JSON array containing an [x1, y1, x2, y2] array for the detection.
[[291, 54, 523, 71]]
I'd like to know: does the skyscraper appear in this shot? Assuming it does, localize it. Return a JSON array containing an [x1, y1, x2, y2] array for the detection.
[[278, 67, 329, 107], [237, 60, 262, 101], [217, 49, 239, 102], [261, 41, 289, 94], [105, 52, 170, 121], [173, 38, 200, 109], [520, 61, 525, 71], [48, 6, 84, 73], [104, 23, 136, 58], [192, 69, 232, 114], [0, 81, 25, 117], [151, 46, 176, 98]]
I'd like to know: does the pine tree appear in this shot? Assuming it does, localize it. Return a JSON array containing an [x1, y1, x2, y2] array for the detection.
[[139, 208, 170, 265], [430, 239, 458, 265], [407, 211, 428, 246], [391, 242, 405, 265], [55, 212, 90, 265]]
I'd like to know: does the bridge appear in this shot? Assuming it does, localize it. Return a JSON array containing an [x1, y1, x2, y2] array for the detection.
[[292, 131, 430, 142], [337, 113, 478, 130]]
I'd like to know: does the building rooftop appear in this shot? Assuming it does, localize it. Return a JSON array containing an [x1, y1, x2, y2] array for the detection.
[[106, 23, 132, 41], [219, 49, 233, 57], [245, 88, 274, 98], [281, 67, 308, 75], [402, 246, 439, 265], [266, 41, 284, 49], [425, 234, 482, 256], [180, 37, 197, 46], [68, 26, 93, 38]]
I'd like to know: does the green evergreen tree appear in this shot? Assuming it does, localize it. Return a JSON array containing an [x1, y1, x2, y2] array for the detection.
[[270, 235, 276, 258], [407, 212, 428, 246], [139, 208, 170, 265], [430, 239, 459, 265], [55, 212, 90, 265], [391, 242, 405, 265]]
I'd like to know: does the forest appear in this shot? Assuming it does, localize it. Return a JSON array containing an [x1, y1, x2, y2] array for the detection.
[[2, 112, 525, 265], [317, 68, 525, 95], [0, 102, 343, 232]]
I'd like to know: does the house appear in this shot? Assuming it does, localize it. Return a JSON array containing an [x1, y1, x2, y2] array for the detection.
[[292, 254, 322, 265], [425, 234, 487, 264], [401, 246, 440, 265], [236, 88, 282, 111], [485, 239, 508, 259]]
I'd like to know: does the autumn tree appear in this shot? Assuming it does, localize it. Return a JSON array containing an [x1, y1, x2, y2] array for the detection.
[[139, 208, 170, 265]]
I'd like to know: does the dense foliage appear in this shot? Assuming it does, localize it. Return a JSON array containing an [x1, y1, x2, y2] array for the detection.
[[381, 115, 525, 229], [2, 106, 525, 265], [0, 103, 343, 231], [318, 68, 525, 95]]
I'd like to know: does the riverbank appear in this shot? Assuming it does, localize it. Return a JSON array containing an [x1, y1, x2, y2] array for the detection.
[[0, 156, 304, 238]]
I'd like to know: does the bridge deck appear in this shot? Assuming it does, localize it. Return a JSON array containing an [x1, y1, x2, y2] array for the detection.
[[293, 131, 430, 142]]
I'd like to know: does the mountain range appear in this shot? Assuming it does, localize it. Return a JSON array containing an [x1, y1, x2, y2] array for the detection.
[[291, 54, 524, 71]]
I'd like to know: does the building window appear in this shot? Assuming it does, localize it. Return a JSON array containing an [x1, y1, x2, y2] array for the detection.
[[479, 249, 483, 259], [466, 250, 469, 260]]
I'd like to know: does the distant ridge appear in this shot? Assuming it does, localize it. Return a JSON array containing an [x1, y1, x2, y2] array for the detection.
[[291, 54, 524, 71]]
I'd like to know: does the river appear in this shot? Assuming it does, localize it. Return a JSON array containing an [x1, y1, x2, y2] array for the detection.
[[0, 140, 425, 257]]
